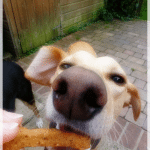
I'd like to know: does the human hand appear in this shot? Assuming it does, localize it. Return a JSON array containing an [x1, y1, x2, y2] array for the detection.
[[0, 109, 23, 145]]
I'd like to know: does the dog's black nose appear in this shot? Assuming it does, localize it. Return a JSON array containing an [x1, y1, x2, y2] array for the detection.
[[52, 66, 107, 121]]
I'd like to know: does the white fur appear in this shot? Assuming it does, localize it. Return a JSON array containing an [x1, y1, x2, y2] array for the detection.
[[36, 117, 43, 128]]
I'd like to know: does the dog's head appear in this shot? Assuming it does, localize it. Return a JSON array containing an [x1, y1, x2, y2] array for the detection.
[[25, 41, 141, 139]]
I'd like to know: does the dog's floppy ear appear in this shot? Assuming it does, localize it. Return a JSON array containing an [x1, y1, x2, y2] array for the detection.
[[124, 83, 141, 121], [25, 46, 67, 86], [68, 41, 97, 57]]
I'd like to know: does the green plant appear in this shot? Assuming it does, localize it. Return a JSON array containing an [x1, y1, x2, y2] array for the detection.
[[97, 0, 142, 22], [67, 21, 94, 35], [96, 7, 113, 22], [106, 0, 140, 19], [139, 0, 147, 20], [131, 68, 135, 71]]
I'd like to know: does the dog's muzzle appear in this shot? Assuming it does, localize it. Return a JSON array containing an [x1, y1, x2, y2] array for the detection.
[[52, 66, 107, 121]]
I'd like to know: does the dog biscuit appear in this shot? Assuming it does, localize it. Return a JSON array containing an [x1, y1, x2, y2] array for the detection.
[[3, 127, 90, 150]]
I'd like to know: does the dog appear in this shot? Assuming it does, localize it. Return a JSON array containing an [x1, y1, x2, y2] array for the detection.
[[3, 60, 43, 128], [25, 41, 141, 149]]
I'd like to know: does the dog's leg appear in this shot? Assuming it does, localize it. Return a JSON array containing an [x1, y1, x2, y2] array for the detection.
[[22, 101, 43, 128]]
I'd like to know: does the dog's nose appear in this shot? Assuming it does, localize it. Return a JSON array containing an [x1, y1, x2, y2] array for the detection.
[[52, 66, 107, 121]]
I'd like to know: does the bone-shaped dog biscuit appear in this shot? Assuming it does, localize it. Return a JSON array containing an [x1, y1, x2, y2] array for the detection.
[[3, 127, 90, 150]]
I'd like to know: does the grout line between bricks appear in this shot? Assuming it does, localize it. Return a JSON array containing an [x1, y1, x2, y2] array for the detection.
[[133, 129, 144, 150], [117, 121, 129, 143]]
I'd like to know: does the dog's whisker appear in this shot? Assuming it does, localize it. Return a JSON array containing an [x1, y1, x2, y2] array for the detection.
[[112, 125, 126, 150], [111, 125, 119, 142], [104, 129, 114, 150], [105, 127, 127, 150], [112, 121, 123, 140], [100, 126, 116, 149], [103, 128, 117, 150], [121, 126, 140, 149], [113, 119, 129, 149]]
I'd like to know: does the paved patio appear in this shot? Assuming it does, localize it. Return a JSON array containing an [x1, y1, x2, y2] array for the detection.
[[15, 19, 147, 150]]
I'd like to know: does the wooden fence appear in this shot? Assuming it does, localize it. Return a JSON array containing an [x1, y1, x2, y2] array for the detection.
[[3, 0, 103, 56]]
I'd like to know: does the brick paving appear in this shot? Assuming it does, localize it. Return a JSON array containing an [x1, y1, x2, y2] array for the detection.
[[14, 19, 147, 150]]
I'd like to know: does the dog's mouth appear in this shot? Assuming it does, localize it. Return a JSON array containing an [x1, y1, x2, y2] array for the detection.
[[49, 120, 101, 148], [49, 121, 88, 136], [59, 124, 89, 137]]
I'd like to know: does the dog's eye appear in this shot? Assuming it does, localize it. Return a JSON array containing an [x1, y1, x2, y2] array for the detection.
[[60, 63, 72, 69], [111, 75, 125, 84]]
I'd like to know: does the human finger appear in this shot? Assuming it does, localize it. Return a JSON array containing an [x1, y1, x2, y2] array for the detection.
[[1, 122, 19, 144], [2, 110, 23, 125]]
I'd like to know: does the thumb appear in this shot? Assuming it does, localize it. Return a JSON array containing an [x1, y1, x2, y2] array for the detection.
[[3, 110, 23, 125], [1, 122, 19, 144]]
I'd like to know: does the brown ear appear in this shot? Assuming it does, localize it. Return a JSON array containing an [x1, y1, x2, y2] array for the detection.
[[125, 83, 141, 121], [25, 46, 67, 86], [68, 41, 97, 57]]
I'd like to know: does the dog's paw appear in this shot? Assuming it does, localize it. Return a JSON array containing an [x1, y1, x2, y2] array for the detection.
[[36, 117, 43, 128]]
